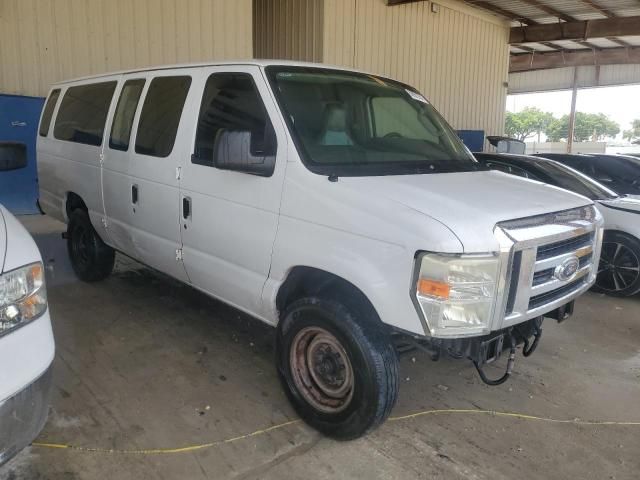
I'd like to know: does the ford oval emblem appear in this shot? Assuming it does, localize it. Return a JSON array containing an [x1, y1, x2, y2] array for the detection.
[[554, 256, 580, 282]]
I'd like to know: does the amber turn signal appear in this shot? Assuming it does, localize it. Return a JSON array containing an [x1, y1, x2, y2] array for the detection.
[[417, 279, 450, 299]]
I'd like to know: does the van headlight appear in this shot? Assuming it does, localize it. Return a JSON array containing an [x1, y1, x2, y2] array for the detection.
[[413, 253, 499, 337], [0, 262, 47, 336]]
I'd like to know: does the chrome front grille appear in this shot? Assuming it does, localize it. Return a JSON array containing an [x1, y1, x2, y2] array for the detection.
[[532, 251, 592, 286], [528, 231, 594, 300], [493, 205, 603, 330], [535, 232, 593, 260], [528, 277, 586, 310]]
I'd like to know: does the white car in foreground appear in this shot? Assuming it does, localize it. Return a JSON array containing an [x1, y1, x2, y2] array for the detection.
[[0, 205, 54, 465]]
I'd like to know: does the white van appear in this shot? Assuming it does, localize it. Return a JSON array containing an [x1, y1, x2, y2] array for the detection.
[[0, 205, 54, 464], [37, 61, 603, 439]]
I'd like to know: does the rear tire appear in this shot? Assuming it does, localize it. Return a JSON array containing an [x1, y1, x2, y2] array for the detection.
[[593, 231, 640, 297], [67, 209, 115, 282], [276, 296, 398, 440]]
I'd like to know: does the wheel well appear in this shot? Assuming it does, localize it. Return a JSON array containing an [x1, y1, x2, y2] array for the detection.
[[604, 229, 633, 239], [65, 192, 88, 219], [602, 230, 640, 248], [276, 267, 380, 322]]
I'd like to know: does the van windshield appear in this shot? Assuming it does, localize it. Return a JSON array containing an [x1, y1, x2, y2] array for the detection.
[[265, 66, 479, 176]]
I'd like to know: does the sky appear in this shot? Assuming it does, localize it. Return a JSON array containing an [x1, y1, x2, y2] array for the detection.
[[506, 84, 640, 142]]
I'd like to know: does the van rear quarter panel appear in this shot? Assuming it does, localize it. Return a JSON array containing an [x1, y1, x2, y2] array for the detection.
[[38, 136, 102, 223], [37, 77, 120, 237]]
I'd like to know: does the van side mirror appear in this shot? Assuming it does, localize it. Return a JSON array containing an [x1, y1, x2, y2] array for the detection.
[[0, 143, 27, 171], [486, 136, 526, 155], [213, 129, 276, 177]]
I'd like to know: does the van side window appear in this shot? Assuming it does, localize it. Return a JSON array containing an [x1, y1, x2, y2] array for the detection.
[[135, 76, 191, 157], [39, 89, 60, 137], [53, 82, 117, 146], [193, 73, 276, 166], [109, 79, 145, 151]]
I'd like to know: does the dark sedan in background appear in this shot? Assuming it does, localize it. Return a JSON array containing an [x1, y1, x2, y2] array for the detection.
[[533, 153, 640, 196], [475, 152, 640, 297]]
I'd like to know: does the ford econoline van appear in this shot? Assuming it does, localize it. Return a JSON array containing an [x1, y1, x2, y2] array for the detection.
[[37, 61, 603, 439], [0, 205, 54, 464]]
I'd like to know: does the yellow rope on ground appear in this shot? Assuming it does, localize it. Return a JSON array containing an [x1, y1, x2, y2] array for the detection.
[[32, 419, 302, 455], [387, 408, 640, 425], [31, 409, 640, 456]]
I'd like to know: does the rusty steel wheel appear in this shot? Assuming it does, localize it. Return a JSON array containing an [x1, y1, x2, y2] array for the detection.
[[277, 296, 398, 440], [289, 326, 354, 414]]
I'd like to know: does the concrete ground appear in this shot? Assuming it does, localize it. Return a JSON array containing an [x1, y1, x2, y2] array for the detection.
[[2, 215, 639, 480]]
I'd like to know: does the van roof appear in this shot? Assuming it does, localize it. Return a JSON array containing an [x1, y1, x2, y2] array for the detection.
[[50, 59, 375, 87]]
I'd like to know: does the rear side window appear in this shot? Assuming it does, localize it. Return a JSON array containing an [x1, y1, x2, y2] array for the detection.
[[54, 82, 117, 146], [193, 73, 275, 165], [135, 76, 191, 157], [109, 79, 145, 151], [39, 89, 60, 137]]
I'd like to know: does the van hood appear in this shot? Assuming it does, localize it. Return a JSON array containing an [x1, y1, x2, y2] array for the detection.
[[0, 206, 6, 273], [339, 170, 593, 252]]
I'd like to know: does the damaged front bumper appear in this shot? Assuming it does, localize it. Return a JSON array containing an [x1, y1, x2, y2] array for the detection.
[[394, 301, 575, 386]]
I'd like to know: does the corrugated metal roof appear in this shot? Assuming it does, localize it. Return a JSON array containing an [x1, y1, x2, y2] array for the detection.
[[623, 35, 640, 46], [587, 37, 628, 48], [477, 0, 640, 20], [509, 64, 640, 93], [466, 0, 640, 54], [480, 0, 550, 19], [517, 42, 557, 51]]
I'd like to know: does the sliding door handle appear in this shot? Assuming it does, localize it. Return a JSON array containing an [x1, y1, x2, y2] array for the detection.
[[131, 184, 139, 204], [182, 196, 191, 219]]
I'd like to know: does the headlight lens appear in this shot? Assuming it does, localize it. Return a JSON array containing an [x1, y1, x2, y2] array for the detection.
[[0, 262, 47, 336], [414, 253, 499, 337]]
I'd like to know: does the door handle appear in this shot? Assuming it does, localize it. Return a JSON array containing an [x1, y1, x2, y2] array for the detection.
[[182, 196, 191, 219], [131, 184, 138, 204]]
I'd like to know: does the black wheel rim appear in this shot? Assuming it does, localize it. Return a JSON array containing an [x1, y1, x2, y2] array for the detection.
[[71, 224, 92, 269], [596, 241, 640, 292]]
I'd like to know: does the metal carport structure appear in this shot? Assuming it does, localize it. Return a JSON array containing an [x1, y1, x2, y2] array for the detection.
[[460, 0, 640, 151]]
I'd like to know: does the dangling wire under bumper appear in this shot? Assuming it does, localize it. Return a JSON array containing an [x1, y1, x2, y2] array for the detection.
[[392, 316, 545, 386], [473, 333, 516, 386], [469, 317, 545, 386], [515, 317, 543, 358]]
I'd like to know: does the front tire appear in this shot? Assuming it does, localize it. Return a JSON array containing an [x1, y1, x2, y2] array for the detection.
[[276, 297, 398, 440], [593, 231, 640, 297], [67, 209, 115, 282]]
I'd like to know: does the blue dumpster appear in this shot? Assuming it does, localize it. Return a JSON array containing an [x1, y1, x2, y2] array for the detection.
[[457, 130, 485, 153]]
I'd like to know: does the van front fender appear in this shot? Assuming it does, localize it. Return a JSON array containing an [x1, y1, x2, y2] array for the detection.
[[263, 217, 426, 335]]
